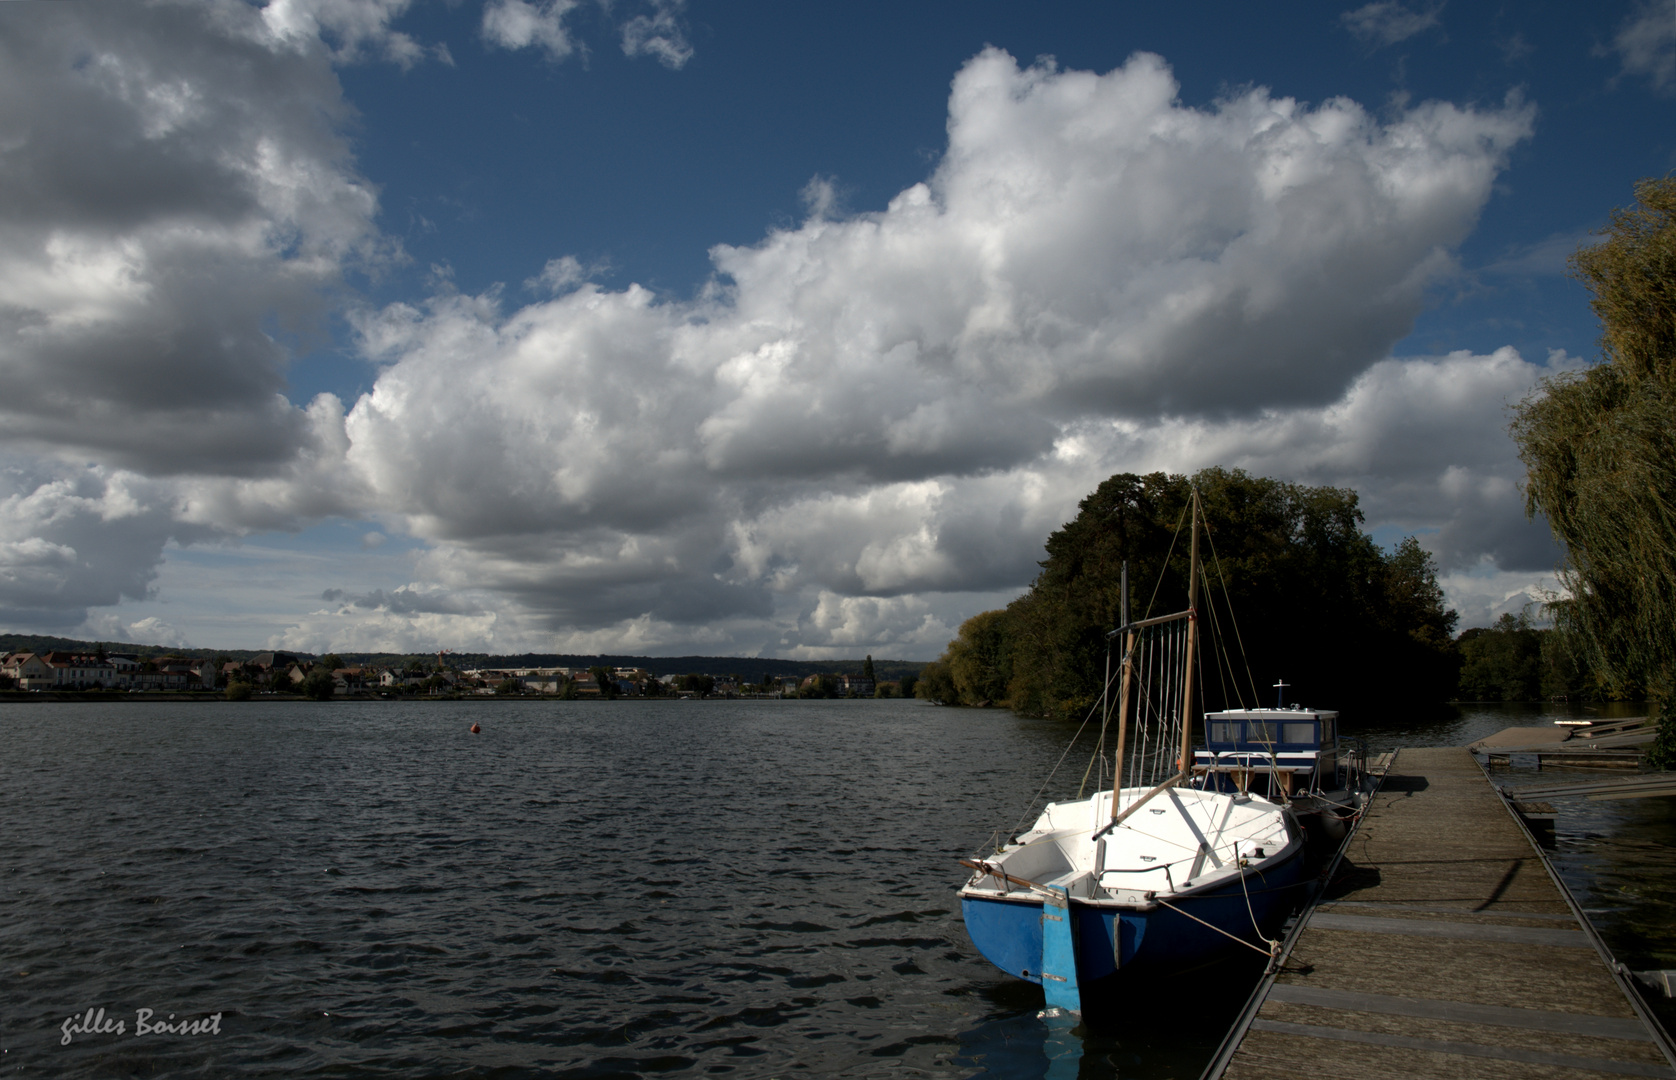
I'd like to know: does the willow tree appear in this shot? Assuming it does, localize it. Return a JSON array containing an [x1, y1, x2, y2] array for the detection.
[[1513, 178, 1676, 707]]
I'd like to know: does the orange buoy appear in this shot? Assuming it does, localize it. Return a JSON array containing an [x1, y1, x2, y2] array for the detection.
[[470, 722, 481, 734]]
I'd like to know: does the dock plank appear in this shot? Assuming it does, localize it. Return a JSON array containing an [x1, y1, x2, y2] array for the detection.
[[1212, 747, 1676, 1080]]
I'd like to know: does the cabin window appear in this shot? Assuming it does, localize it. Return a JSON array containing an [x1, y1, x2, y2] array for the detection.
[[1209, 721, 1239, 742], [1282, 722, 1316, 745], [1320, 719, 1335, 743], [1246, 721, 1275, 743]]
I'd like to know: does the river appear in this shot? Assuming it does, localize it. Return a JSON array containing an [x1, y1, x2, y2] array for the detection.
[[0, 698, 1669, 1078]]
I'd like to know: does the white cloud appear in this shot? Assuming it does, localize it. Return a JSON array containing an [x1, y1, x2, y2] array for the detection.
[[481, 0, 583, 61], [0, 28, 1548, 652], [0, 458, 200, 630], [303, 50, 1534, 650], [259, 0, 442, 67], [0, 0, 389, 475], [620, 0, 693, 70], [1339, 1, 1444, 46], [1438, 559, 1563, 629], [81, 613, 191, 649], [1605, 0, 1676, 92]]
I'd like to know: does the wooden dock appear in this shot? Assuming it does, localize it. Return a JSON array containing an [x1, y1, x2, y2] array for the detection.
[[1204, 747, 1676, 1080]]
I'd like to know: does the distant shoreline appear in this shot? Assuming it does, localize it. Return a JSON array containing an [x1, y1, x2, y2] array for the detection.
[[0, 691, 887, 704]]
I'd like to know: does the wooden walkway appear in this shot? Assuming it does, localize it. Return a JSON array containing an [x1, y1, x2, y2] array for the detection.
[[1206, 747, 1676, 1080]]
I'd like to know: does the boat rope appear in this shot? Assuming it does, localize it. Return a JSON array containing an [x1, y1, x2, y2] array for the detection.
[[1154, 894, 1276, 960], [1237, 858, 1282, 956]]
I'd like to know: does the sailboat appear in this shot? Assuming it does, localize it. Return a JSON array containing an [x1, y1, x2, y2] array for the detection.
[[957, 488, 1309, 1012]]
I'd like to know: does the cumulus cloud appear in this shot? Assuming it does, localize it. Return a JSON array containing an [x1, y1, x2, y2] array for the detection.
[[273, 582, 503, 653], [308, 49, 1536, 650], [0, 0, 388, 475], [0, 458, 207, 630], [1339, 1, 1444, 46], [0, 23, 1549, 652]]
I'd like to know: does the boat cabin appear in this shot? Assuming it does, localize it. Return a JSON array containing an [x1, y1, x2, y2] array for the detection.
[[1193, 707, 1340, 800]]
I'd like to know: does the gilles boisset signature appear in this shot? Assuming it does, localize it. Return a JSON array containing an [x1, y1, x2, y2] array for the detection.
[[60, 1008, 223, 1045]]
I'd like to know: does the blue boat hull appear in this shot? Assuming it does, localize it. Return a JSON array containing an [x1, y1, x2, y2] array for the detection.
[[960, 851, 1306, 984]]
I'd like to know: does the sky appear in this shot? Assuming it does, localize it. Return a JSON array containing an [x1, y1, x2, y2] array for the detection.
[[1, 0, 1673, 660]]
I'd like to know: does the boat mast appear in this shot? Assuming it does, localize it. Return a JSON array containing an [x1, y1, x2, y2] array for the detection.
[[1110, 561, 1133, 822], [1178, 486, 1201, 785]]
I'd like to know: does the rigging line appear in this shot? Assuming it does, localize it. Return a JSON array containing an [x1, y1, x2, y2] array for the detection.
[[1004, 695, 1104, 846], [1201, 515, 1261, 709], [1141, 499, 1192, 624], [1200, 560, 1236, 712]]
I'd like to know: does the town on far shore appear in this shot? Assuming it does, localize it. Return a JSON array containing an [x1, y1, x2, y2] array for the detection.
[[0, 644, 921, 701]]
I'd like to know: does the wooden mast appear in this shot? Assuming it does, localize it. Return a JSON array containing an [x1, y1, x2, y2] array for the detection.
[[1103, 492, 1204, 831], [1110, 562, 1133, 822], [1178, 486, 1201, 783]]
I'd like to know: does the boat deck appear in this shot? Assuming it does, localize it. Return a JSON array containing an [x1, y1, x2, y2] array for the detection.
[[1206, 747, 1676, 1080]]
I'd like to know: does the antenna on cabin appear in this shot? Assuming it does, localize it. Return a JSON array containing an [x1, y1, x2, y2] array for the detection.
[[1274, 679, 1289, 709]]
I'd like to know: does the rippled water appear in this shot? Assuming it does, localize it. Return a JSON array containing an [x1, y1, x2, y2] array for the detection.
[[1, 698, 1669, 1078]]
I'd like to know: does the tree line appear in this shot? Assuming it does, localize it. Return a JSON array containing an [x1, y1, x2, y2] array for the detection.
[[915, 468, 1459, 720]]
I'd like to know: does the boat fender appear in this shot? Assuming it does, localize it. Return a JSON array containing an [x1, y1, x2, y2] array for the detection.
[[470, 723, 481, 734]]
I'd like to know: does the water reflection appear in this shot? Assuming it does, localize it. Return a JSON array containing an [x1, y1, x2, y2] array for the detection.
[[953, 954, 1268, 1078]]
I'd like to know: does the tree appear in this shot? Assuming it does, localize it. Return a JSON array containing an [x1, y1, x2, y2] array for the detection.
[[590, 666, 617, 699], [930, 468, 1457, 718], [1457, 613, 1543, 701], [318, 653, 345, 672], [945, 610, 1012, 705], [300, 669, 336, 701], [914, 661, 957, 703], [862, 655, 876, 684], [798, 673, 839, 699], [495, 678, 522, 696], [680, 673, 715, 695], [225, 680, 253, 701], [1513, 177, 1676, 707]]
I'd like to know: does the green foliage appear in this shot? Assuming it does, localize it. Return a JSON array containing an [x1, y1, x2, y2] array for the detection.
[[1514, 178, 1676, 697], [898, 672, 917, 699], [1457, 613, 1543, 701], [945, 610, 1011, 705], [225, 680, 253, 701], [914, 660, 957, 704], [1649, 697, 1676, 771], [929, 469, 1458, 717], [862, 655, 876, 684], [557, 677, 577, 700], [318, 654, 345, 672], [495, 678, 522, 696], [799, 673, 840, 699], [300, 670, 336, 701], [681, 673, 715, 695]]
